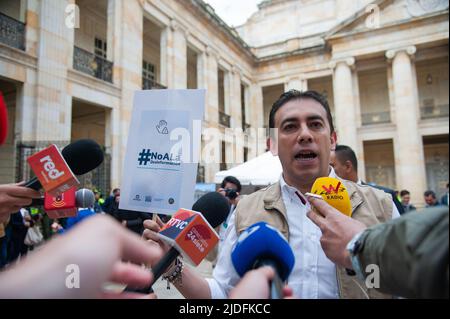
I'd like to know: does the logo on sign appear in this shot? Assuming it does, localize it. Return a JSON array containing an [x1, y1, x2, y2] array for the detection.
[[167, 218, 188, 230], [40, 155, 65, 180], [52, 195, 66, 208]]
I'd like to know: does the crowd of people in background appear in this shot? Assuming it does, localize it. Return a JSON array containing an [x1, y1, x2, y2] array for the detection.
[[1, 178, 449, 272]]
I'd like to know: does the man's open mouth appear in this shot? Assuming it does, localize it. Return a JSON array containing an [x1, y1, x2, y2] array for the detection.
[[294, 151, 318, 162]]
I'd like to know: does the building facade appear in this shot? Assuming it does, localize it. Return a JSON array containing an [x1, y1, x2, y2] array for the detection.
[[0, 0, 448, 206]]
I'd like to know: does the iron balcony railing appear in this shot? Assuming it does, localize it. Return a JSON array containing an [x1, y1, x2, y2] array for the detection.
[[73, 46, 113, 83], [361, 111, 391, 125], [420, 104, 449, 119], [0, 12, 25, 50], [142, 78, 167, 90]]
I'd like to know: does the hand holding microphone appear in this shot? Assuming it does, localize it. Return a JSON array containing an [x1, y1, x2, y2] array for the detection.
[[136, 192, 230, 293], [305, 177, 367, 269], [306, 196, 367, 269], [0, 182, 41, 223]]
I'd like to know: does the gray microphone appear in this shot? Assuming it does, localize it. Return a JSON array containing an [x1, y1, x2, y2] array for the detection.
[[29, 188, 96, 208], [75, 188, 96, 208]]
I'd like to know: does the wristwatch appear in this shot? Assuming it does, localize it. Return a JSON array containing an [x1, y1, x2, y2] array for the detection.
[[346, 231, 365, 280]]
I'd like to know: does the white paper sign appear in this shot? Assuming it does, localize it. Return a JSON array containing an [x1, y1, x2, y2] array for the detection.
[[120, 90, 205, 215]]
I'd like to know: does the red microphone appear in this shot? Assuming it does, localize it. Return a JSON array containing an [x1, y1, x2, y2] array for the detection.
[[44, 187, 78, 219], [0, 91, 8, 146], [27, 144, 80, 196]]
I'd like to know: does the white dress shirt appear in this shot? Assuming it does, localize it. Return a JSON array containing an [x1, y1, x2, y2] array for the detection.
[[206, 168, 397, 298]]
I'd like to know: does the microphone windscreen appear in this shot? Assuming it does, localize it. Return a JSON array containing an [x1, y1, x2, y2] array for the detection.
[[192, 192, 230, 228], [75, 188, 96, 208], [231, 222, 295, 281], [61, 139, 104, 175], [310, 177, 352, 216], [0, 91, 8, 146]]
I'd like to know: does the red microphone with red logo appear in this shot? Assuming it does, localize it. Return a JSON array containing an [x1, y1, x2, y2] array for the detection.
[[44, 187, 78, 219], [24, 139, 104, 195], [27, 144, 80, 196], [29, 188, 96, 218]]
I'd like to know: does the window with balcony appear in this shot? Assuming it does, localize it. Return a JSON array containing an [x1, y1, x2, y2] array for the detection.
[[0, 1, 25, 51], [358, 68, 391, 125], [417, 57, 449, 120], [73, 0, 113, 83]]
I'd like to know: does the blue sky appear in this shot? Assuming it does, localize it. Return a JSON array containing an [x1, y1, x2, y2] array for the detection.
[[204, 0, 260, 27]]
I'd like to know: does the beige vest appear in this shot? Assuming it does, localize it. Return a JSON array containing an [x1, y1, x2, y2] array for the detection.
[[234, 179, 393, 299]]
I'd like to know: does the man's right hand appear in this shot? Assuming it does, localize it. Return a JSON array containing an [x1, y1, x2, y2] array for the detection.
[[0, 183, 41, 223]]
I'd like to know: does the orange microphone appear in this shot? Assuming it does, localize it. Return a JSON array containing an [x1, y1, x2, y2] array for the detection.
[[308, 177, 352, 217], [157, 208, 220, 266]]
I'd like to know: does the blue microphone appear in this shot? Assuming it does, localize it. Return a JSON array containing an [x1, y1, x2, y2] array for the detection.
[[231, 222, 295, 299]]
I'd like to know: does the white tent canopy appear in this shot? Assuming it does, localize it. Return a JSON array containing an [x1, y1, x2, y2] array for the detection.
[[214, 152, 283, 186]]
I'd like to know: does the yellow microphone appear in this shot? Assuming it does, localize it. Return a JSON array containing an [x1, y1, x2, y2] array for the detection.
[[308, 177, 352, 217]]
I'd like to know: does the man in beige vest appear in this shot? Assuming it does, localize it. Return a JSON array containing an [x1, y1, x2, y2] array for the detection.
[[143, 90, 397, 299]]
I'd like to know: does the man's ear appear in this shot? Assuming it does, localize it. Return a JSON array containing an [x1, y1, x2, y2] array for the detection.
[[268, 137, 278, 156], [330, 131, 337, 151], [345, 160, 353, 173]]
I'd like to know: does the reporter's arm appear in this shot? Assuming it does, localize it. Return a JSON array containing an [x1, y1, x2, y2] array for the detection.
[[0, 214, 163, 298], [356, 207, 449, 299], [0, 183, 41, 223], [142, 218, 213, 299]]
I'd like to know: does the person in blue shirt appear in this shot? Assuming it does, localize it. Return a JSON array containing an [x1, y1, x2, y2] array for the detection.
[[53, 207, 96, 234]]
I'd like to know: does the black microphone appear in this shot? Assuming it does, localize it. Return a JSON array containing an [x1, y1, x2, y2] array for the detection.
[[24, 139, 104, 190], [126, 192, 230, 294]]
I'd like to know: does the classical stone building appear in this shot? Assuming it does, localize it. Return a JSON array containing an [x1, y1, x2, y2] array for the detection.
[[0, 0, 448, 206]]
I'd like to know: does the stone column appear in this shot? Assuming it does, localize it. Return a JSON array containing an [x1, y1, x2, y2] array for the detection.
[[160, 26, 173, 88], [205, 47, 219, 125], [330, 57, 359, 153], [34, 0, 74, 142], [115, 0, 143, 185], [15, 79, 37, 142], [284, 76, 308, 92], [386, 46, 427, 205], [25, 0, 39, 57], [229, 66, 243, 164], [249, 83, 265, 156], [160, 20, 187, 89], [203, 47, 220, 183], [107, 0, 122, 85]]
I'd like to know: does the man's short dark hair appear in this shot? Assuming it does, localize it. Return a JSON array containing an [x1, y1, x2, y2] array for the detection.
[[424, 190, 436, 198], [400, 190, 410, 197], [334, 144, 358, 172], [221, 176, 242, 193], [269, 90, 335, 133]]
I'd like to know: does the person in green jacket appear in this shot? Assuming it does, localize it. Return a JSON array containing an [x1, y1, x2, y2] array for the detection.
[[306, 195, 449, 299]]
